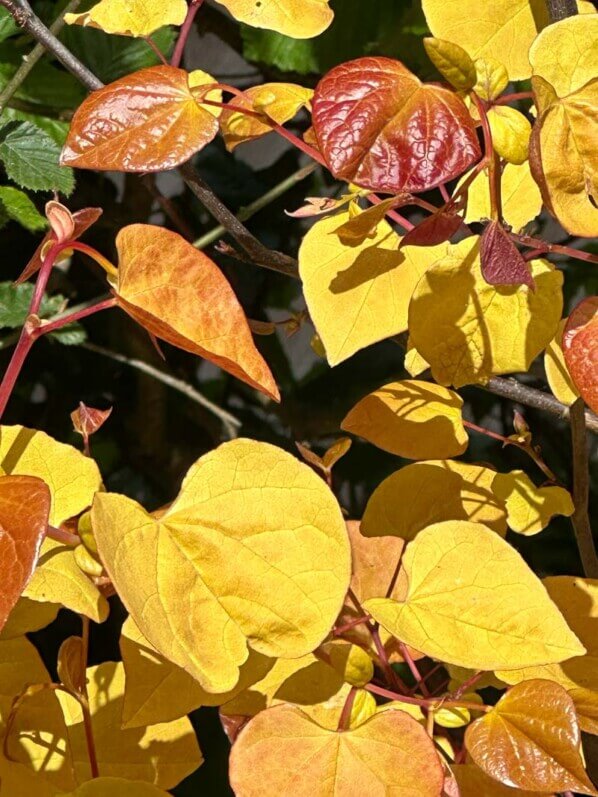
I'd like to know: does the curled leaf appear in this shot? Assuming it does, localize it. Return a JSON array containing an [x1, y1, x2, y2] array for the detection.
[[545, 319, 580, 406], [563, 296, 598, 413], [480, 220, 534, 289], [400, 209, 463, 248], [65, 0, 188, 37]]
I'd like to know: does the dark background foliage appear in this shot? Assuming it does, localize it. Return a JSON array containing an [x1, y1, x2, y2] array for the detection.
[[0, 1, 596, 792]]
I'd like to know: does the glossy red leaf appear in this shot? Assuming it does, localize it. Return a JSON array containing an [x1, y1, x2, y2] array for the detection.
[[312, 57, 481, 194], [61, 66, 219, 173], [400, 210, 463, 248], [0, 475, 51, 632], [563, 296, 598, 413], [480, 220, 535, 289]]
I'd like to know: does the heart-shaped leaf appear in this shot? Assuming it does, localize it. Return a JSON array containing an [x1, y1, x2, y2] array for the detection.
[[65, 0, 188, 37], [480, 221, 534, 288], [113, 224, 279, 401], [563, 296, 598, 413], [312, 57, 481, 194], [0, 475, 50, 632], [61, 66, 220, 172]]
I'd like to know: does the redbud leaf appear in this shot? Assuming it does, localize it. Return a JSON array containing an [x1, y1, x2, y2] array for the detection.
[[480, 221, 534, 289], [563, 296, 598, 413]]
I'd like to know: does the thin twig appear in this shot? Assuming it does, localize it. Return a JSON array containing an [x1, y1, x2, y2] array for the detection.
[[81, 341, 241, 439], [569, 399, 598, 578]]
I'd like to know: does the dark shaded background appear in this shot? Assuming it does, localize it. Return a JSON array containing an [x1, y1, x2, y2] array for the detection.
[[0, 1, 596, 793]]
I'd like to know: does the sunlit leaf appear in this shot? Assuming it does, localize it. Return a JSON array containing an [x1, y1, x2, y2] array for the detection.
[[473, 57, 509, 101], [61, 66, 220, 172], [563, 296, 598, 413], [302, 685, 377, 730], [545, 319, 580, 406], [92, 439, 350, 692], [465, 679, 597, 795], [362, 460, 507, 541], [423, 37, 476, 90], [492, 470, 574, 535], [312, 57, 480, 193], [215, 0, 333, 38], [341, 380, 468, 459], [487, 106, 531, 165], [365, 521, 585, 671], [453, 763, 554, 796], [408, 236, 563, 387], [65, 0, 188, 37], [229, 704, 444, 796], [0, 597, 59, 640], [113, 224, 279, 400], [0, 635, 50, 721], [298, 211, 444, 365]]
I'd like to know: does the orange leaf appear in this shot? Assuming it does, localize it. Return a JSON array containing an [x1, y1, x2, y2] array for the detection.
[[563, 296, 598, 413], [229, 704, 444, 796], [61, 66, 219, 173], [113, 224, 279, 400], [465, 679, 598, 795], [0, 475, 51, 632]]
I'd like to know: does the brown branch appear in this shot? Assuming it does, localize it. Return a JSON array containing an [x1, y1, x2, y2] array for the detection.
[[545, 0, 578, 21], [569, 399, 598, 578]]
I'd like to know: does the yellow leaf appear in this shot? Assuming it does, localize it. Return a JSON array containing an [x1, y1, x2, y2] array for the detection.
[[61, 780, 172, 796], [404, 340, 430, 377], [446, 664, 506, 693], [453, 763, 555, 796], [221, 83, 312, 150], [341, 380, 468, 460], [376, 700, 425, 723], [0, 598, 59, 640], [302, 685, 377, 731], [362, 460, 507, 541], [434, 704, 472, 728], [364, 520, 585, 671], [487, 106, 531, 165], [215, 0, 333, 38], [299, 212, 445, 365], [187, 69, 223, 118], [408, 237, 563, 387], [9, 662, 201, 791], [23, 539, 109, 623], [92, 439, 350, 693], [229, 704, 444, 796], [545, 319, 580, 406], [333, 197, 407, 246], [319, 640, 374, 687], [0, 426, 101, 526], [458, 162, 543, 230], [221, 653, 346, 719], [424, 37, 477, 90], [0, 636, 50, 723], [492, 470, 574, 535], [497, 577, 598, 735], [345, 519, 405, 605], [529, 14, 598, 98], [473, 57, 509, 100], [422, 0, 591, 80], [0, 753, 59, 797], [65, 0, 187, 37], [120, 616, 273, 729]]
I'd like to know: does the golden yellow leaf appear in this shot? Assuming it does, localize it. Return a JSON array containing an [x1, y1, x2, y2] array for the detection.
[[404, 340, 430, 377], [529, 14, 598, 98], [362, 460, 507, 541], [345, 520, 405, 604], [364, 520, 585, 671], [215, 0, 333, 38], [459, 162, 543, 230], [221, 83, 312, 151], [446, 664, 506, 693], [473, 57, 509, 101], [408, 237, 563, 387], [0, 636, 50, 722], [0, 597, 59, 640], [422, 0, 591, 80], [492, 470, 574, 535], [453, 763, 555, 796], [0, 425, 101, 526], [319, 640, 374, 687], [376, 700, 425, 723], [93, 439, 350, 693], [187, 69, 223, 117], [120, 616, 273, 729], [299, 212, 444, 365], [9, 662, 201, 791], [341, 380, 468, 460], [487, 106, 531, 165], [0, 753, 59, 797], [221, 652, 345, 719], [497, 577, 598, 735], [23, 539, 109, 623], [434, 704, 473, 728], [61, 780, 172, 796], [423, 37, 477, 90], [65, 0, 187, 37], [229, 704, 444, 796], [302, 685, 377, 731], [545, 319, 580, 406]]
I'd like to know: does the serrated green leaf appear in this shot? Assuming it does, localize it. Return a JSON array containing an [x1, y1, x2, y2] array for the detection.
[[49, 322, 87, 346], [0, 186, 47, 231], [0, 108, 69, 146], [0, 121, 75, 195], [0, 282, 65, 330]]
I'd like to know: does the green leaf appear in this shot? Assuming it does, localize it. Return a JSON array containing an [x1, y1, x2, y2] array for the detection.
[[0, 121, 75, 195], [0, 108, 69, 146], [61, 24, 176, 83], [0, 9, 19, 43], [49, 322, 87, 346], [0, 282, 65, 330], [0, 43, 84, 110], [0, 186, 47, 232]]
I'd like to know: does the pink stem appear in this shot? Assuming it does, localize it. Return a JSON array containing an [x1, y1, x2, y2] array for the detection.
[[510, 233, 598, 265], [367, 193, 414, 232], [494, 91, 534, 105], [438, 183, 451, 204], [171, 0, 205, 68], [472, 93, 502, 221], [398, 642, 430, 697], [35, 298, 117, 338], [46, 525, 80, 546]]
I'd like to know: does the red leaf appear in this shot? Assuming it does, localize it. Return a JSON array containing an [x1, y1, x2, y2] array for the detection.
[[312, 57, 481, 194], [480, 220, 535, 289], [61, 66, 219, 173], [0, 475, 51, 632], [563, 296, 598, 413], [71, 402, 112, 439], [400, 210, 463, 248]]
